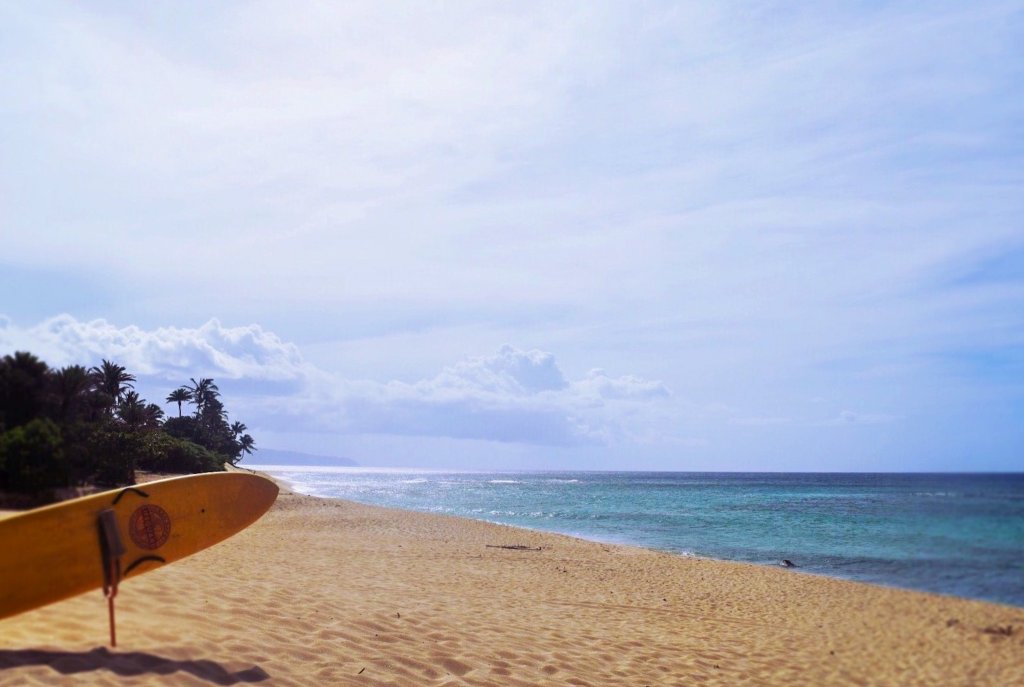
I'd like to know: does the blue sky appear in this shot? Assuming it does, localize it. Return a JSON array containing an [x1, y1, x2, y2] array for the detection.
[[2, 1, 1022, 471]]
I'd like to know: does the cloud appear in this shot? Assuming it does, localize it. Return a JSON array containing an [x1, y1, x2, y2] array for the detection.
[[572, 369, 671, 402], [0, 315, 312, 383], [0, 316, 669, 446], [732, 416, 792, 427], [821, 410, 897, 427], [1, 3, 1021, 468], [6, 1, 1016, 318], [425, 345, 569, 396], [330, 345, 672, 445]]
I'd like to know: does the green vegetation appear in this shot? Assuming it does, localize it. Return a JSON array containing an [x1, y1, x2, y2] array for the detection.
[[0, 352, 255, 500]]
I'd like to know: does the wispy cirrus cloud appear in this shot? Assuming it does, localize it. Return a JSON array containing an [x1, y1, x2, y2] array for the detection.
[[1, 2, 1021, 468]]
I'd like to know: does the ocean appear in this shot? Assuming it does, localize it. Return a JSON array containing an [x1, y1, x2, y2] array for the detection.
[[258, 468, 1024, 608]]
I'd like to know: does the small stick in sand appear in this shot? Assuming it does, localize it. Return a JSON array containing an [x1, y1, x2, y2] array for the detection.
[[486, 544, 543, 551]]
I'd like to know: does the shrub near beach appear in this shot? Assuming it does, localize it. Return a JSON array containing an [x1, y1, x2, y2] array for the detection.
[[0, 351, 254, 502]]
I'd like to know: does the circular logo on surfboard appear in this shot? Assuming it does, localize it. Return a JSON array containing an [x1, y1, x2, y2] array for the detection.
[[128, 504, 172, 550]]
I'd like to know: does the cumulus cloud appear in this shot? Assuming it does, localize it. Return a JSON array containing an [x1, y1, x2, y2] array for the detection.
[[1, 316, 669, 446], [424, 345, 569, 396], [572, 369, 671, 402], [327, 345, 671, 446], [0, 315, 312, 383]]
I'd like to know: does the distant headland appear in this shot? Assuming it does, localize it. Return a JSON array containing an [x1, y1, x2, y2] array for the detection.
[[248, 448, 358, 467]]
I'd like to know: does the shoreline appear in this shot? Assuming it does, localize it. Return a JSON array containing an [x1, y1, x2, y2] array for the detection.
[[1, 474, 1022, 685], [259, 465, 1024, 610]]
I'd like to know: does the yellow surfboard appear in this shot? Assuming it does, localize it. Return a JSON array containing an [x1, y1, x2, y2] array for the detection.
[[0, 472, 278, 625]]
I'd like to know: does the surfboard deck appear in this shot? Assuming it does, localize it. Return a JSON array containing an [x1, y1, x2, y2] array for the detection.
[[0, 472, 278, 620]]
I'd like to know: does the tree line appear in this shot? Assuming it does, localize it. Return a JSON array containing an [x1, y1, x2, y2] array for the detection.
[[0, 351, 255, 501]]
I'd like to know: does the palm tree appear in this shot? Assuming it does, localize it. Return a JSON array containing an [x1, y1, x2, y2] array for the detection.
[[166, 387, 192, 417], [200, 397, 230, 445], [51, 364, 92, 422], [116, 390, 147, 428], [141, 403, 165, 429], [187, 378, 219, 416], [0, 351, 51, 427], [238, 433, 255, 457], [90, 359, 136, 413], [230, 421, 247, 439], [116, 393, 163, 430]]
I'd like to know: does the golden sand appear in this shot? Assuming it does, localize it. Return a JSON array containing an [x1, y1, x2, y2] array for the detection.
[[1, 482, 1021, 686]]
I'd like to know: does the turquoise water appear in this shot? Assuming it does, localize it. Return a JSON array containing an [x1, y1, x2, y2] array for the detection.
[[260, 468, 1024, 607]]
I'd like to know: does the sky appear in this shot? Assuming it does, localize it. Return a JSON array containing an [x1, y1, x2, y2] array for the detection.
[[1, 1, 1022, 471]]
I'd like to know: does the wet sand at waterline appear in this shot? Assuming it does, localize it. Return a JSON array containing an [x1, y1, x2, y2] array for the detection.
[[1, 481, 1021, 685]]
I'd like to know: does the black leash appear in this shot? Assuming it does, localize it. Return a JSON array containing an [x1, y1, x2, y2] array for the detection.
[[96, 509, 124, 647]]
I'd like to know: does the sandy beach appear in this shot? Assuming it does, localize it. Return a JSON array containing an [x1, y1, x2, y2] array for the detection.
[[1, 479, 1021, 686]]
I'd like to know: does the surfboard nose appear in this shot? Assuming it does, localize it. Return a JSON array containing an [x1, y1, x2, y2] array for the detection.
[[227, 473, 279, 524], [247, 473, 280, 514]]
